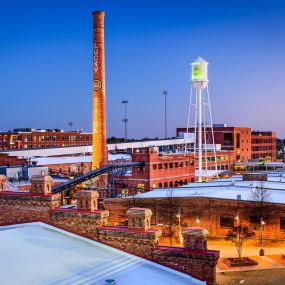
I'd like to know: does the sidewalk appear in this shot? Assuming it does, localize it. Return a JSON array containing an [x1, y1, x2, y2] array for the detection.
[[217, 254, 285, 272]]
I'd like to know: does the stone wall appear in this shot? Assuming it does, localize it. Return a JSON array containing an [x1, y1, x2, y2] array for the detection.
[[96, 226, 161, 257], [0, 192, 61, 225], [50, 209, 109, 239], [152, 246, 219, 285]]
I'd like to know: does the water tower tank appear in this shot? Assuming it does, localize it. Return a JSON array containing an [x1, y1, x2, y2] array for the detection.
[[191, 56, 209, 90]]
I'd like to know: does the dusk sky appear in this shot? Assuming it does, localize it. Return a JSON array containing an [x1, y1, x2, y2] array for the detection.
[[1, 0, 285, 138]]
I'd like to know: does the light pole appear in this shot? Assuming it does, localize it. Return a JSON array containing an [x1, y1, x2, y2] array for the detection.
[[196, 216, 200, 226], [260, 219, 265, 256], [163, 91, 168, 139], [177, 210, 183, 245], [122, 100, 128, 142]]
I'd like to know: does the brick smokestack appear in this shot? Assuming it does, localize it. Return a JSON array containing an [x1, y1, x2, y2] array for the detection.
[[92, 11, 107, 170]]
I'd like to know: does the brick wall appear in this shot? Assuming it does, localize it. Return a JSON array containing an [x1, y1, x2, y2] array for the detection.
[[0, 154, 27, 167], [96, 226, 161, 257], [152, 246, 219, 285], [50, 209, 109, 239], [0, 191, 61, 225], [104, 196, 285, 239]]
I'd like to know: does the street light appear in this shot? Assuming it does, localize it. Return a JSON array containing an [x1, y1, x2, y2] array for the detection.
[[196, 216, 200, 226], [260, 219, 265, 256], [163, 91, 168, 139], [235, 214, 240, 225], [177, 210, 183, 245], [122, 100, 128, 142]]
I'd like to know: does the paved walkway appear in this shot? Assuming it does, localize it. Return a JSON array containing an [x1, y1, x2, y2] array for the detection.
[[207, 240, 285, 272]]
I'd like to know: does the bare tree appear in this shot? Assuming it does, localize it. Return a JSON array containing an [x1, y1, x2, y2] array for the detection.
[[166, 188, 179, 246], [225, 225, 255, 259], [249, 182, 271, 255]]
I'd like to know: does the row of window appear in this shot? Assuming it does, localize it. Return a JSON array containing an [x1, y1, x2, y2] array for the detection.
[[153, 178, 194, 188], [252, 139, 273, 144], [220, 216, 285, 231], [152, 161, 194, 170], [252, 146, 275, 151], [201, 165, 229, 171], [194, 155, 230, 162], [0, 135, 91, 142]]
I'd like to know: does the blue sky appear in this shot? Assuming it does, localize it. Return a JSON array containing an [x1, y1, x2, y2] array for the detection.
[[1, 0, 285, 138]]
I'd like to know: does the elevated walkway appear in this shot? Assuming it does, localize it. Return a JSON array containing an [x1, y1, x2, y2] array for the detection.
[[52, 162, 144, 194]]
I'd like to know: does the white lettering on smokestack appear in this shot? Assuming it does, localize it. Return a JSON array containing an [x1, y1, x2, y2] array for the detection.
[[94, 45, 99, 73]]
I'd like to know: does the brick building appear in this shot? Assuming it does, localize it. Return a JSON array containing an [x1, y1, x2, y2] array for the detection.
[[113, 147, 234, 194], [0, 175, 219, 285], [251, 131, 276, 161], [114, 148, 196, 192], [177, 126, 277, 162], [0, 128, 92, 150]]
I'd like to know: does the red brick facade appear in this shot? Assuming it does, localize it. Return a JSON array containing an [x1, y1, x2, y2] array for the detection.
[[105, 196, 285, 240], [0, 130, 92, 150], [177, 126, 277, 162], [177, 126, 252, 162], [114, 148, 195, 193], [251, 131, 276, 161]]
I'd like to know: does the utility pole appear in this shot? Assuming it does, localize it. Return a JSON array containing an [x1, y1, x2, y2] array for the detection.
[[163, 90, 168, 139], [122, 100, 128, 142]]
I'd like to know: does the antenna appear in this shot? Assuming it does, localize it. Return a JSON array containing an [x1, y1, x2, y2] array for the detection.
[[122, 100, 129, 142]]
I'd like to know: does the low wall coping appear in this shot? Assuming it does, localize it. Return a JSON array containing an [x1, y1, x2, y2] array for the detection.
[[100, 225, 160, 234], [154, 245, 219, 257]]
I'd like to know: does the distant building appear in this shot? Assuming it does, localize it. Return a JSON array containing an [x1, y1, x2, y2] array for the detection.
[[0, 128, 92, 150], [0, 165, 48, 180], [113, 147, 234, 194], [251, 131, 276, 162], [177, 126, 277, 162], [177, 126, 251, 162]]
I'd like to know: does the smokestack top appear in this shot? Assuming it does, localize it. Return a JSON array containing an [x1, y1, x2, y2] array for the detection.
[[92, 11, 105, 16], [93, 11, 105, 28]]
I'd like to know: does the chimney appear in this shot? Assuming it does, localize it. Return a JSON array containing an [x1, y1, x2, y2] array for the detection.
[[92, 11, 108, 170]]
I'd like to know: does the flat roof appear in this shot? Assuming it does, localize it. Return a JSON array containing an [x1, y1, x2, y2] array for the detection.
[[0, 222, 204, 285], [31, 154, 131, 166], [134, 170, 285, 204]]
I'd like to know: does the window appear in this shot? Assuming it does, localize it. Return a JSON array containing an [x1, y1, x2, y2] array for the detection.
[[164, 182, 168, 187], [153, 164, 157, 170], [158, 164, 162, 170], [174, 162, 178, 168], [158, 183, 162, 188], [280, 217, 285, 231], [164, 163, 168, 169], [169, 163, 173, 168], [220, 216, 234, 228], [224, 133, 233, 146]]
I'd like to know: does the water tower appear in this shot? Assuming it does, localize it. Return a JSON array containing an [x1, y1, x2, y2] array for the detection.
[[185, 57, 217, 182]]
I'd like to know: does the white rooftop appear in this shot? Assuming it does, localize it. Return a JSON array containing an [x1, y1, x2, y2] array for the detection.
[[0, 222, 204, 285], [31, 154, 131, 166], [135, 170, 285, 204]]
